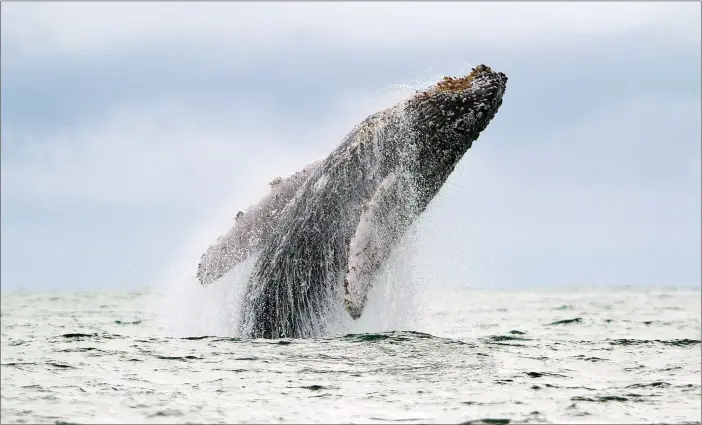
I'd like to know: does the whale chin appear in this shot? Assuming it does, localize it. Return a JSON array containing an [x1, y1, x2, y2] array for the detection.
[[409, 64, 507, 143]]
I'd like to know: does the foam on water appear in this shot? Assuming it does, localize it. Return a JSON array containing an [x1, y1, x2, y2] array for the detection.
[[4, 287, 700, 424]]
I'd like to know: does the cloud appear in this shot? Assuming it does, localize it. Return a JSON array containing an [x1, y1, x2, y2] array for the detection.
[[2, 2, 699, 61]]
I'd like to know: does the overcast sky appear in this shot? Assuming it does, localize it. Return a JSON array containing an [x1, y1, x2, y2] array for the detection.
[[1, 2, 700, 292]]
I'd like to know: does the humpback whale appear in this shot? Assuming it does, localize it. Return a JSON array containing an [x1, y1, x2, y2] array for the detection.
[[197, 64, 508, 338]]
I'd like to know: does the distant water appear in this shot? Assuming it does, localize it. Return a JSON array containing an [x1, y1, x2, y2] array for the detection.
[[1, 286, 700, 424]]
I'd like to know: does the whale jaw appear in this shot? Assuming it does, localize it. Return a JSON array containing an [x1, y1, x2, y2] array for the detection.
[[405, 65, 508, 207]]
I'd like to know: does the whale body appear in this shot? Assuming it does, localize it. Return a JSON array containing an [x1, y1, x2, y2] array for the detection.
[[197, 64, 508, 338]]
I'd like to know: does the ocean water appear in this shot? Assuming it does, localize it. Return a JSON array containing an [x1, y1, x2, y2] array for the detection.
[[1, 286, 700, 424]]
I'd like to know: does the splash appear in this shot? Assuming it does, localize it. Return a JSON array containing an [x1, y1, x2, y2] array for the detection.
[[155, 256, 255, 337], [155, 105, 427, 338], [153, 63, 506, 338], [346, 228, 424, 335]]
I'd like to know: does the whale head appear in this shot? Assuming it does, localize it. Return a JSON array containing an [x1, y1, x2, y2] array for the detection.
[[411, 64, 507, 142], [405, 64, 507, 201]]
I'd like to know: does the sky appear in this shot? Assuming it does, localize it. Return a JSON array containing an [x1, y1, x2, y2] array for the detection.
[[1, 2, 700, 292]]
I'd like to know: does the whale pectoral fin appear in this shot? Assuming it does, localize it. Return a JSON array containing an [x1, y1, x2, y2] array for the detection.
[[344, 173, 411, 319], [344, 213, 381, 319], [197, 230, 251, 286], [196, 160, 324, 286]]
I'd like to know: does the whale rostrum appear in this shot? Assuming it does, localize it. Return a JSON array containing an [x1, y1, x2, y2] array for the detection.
[[196, 64, 508, 338]]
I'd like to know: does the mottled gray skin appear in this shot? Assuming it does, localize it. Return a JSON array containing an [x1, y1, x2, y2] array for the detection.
[[199, 65, 508, 338]]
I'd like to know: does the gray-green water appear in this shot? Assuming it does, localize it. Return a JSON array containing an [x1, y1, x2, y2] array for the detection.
[[1, 286, 700, 424]]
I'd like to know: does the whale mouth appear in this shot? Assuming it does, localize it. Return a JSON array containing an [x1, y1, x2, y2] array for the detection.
[[410, 64, 507, 138]]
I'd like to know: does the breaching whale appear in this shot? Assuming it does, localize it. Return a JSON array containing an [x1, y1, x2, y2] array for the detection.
[[197, 64, 508, 338]]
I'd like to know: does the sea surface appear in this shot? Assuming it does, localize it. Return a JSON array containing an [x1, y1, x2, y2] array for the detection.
[[1, 286, 700, 424]]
